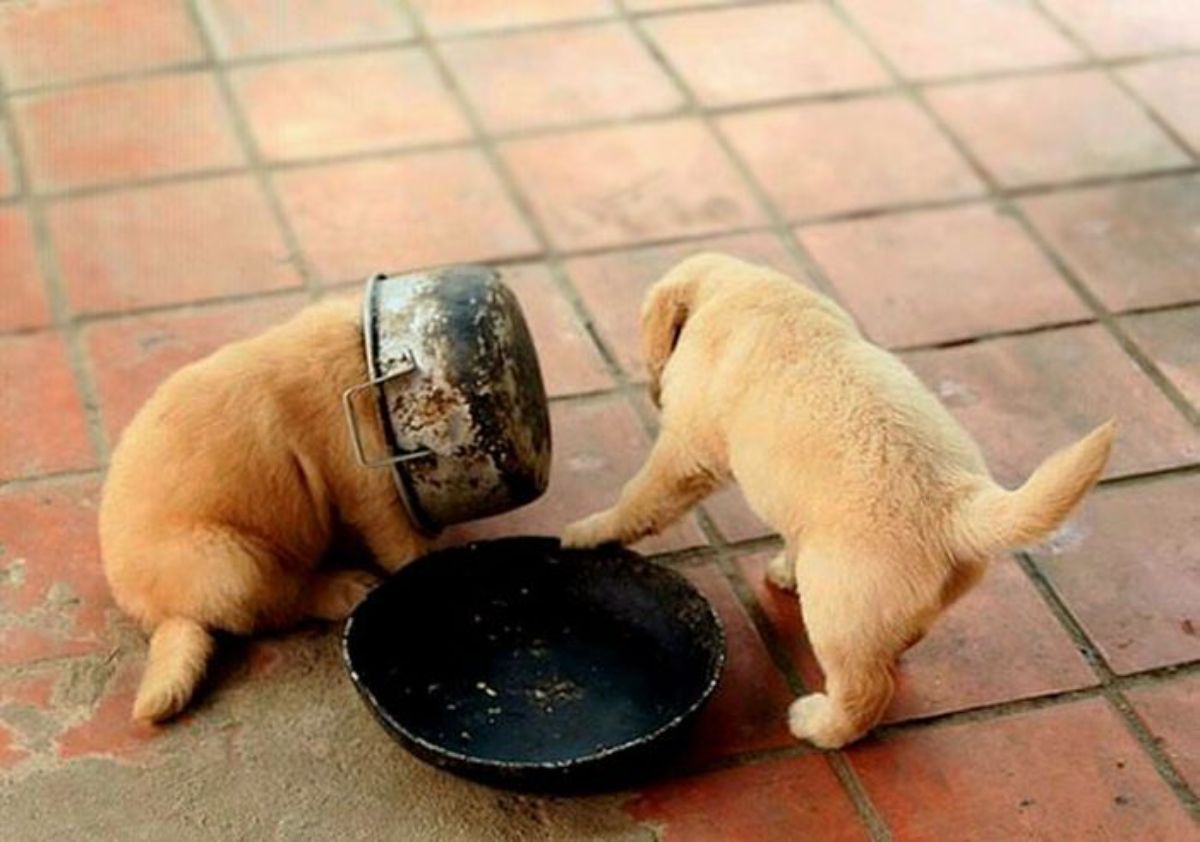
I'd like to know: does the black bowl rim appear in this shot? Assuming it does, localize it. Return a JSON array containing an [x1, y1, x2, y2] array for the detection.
[[341, 536, 726, 773]]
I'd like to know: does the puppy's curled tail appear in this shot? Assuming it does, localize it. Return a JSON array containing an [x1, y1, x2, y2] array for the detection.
[[132, 617, 215, 723], [641, 254, 722, 405], [955, 420, 1117, 556]]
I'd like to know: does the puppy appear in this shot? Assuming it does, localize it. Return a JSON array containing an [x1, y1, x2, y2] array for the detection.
[[100, 294, 425, 723], [562, 254, 1114, 749]]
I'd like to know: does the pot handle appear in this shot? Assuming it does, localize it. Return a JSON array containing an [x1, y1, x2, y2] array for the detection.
[[342, 351, 434, 468]]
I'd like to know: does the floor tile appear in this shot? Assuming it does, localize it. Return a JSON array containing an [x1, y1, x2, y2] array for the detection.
[[442, 395, 708, 555], [0, 724, 25, 770], [1119, 57, 1200, 155], [842, 0, 1081, 80], [564, 231, 804, 378], [197, 0, 413, 58], [1121, 306, 1200, 410], [230, 50, 468, 163], [411, 0, 615, 35], [13, 73, 244, 193], [928, 70, 1188, 188], [48, 176, 302, 314], [1126, 675, 1200, 791], [0, 332, 92, 480], [0, 208, 51, 332], [1021, 175, 1200, 312], [0, 667, 59, 771], [850, 699, 1196, 841], [0, 0, 202, 89], [1029, 476, 1200, 675], [0, 479, 110, 665], [801, 204, 1087, 347], [442, 23, 682, 133], [504, 120, 763, 251], [903, 324, 1200, 485], [275, 150, 539, 284], [1041, 0, 1200, 57], [736, 552, 1096, 722], [679, 563, 796, 764], [83, 294, 309, 445], [626, 753, 869, 842], [721, 96, 984, 220], [643, 4, 888, 107], [500, 263, 612, 397], [53, 658, 161, 763]]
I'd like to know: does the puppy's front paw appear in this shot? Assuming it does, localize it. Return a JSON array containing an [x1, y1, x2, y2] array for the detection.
[[561, 511, 619, 549], [787, 693, 851, 750], [765, 551, 796, 592]]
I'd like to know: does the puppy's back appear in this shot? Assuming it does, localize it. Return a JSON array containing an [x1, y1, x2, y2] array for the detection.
[[100, 295, 364, 597]]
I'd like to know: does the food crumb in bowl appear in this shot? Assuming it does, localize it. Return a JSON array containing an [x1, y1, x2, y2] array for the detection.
[[476, 681, 499, 697], [529, 678, 583, 706]]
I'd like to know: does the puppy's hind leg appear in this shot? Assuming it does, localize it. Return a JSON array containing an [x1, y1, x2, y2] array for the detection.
[[562, 435, 720, 549], [786, 548, 904, 749]]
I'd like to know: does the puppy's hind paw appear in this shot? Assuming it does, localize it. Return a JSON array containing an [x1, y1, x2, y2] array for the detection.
[[765, 551, 796, 592], [788, 693, 858, 750], [561, 511, 619, 550]]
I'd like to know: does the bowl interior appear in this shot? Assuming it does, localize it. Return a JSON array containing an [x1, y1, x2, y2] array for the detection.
[[344, 537, 723, 769]]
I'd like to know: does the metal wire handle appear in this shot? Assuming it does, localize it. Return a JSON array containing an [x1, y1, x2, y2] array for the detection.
[[341, 349, 434, 469]]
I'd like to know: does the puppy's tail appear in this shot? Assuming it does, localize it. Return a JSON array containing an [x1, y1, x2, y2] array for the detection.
[[954, 420, 1116, 556], [132, 617, 215, 723], [642, 254, 723, 405]]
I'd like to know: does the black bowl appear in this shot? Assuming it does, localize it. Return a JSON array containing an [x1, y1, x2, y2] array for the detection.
[[342, 537, 725, 791]]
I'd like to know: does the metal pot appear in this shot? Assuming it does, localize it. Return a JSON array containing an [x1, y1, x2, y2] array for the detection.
[[342, 267, 552, 535]]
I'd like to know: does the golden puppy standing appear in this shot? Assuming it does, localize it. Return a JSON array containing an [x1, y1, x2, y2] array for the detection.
[[101, 295, 425, 723], [563, 254, 1115, 749]]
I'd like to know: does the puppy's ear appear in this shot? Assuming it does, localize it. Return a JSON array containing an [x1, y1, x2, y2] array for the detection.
[[641, 257, 712, 407]]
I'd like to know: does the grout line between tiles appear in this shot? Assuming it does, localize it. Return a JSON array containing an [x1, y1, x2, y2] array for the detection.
[[840, 2, 1200, 437], [619, 1, 846, 302], [182, 0, 321, 301], [1014, 552, 1200, 818], [608, 652, 1197, 796], [0, 66, 110, 464], [0, 465, 105, 493], [0, 101, 24, 198], [1027, 0, 1200, 166]]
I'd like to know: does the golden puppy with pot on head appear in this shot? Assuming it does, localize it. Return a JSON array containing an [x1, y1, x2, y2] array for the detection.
[[563, 253, 1114, 749], [101, 295, 426, 723]]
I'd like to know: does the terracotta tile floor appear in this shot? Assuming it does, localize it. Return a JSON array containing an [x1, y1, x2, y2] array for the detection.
[[1, 1, 1197, 838]]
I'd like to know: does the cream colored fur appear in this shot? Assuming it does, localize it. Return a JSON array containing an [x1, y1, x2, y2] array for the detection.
[[100, 295, 426, 723], [562, 254, 1115, 749]]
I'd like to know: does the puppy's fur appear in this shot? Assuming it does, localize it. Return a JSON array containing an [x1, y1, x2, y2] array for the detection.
[[101, 295, 425, 723], [563, 254, 1115, 749]]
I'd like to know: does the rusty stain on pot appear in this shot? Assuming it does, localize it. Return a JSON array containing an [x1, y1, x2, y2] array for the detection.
[[363, 266, 552, 534]]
